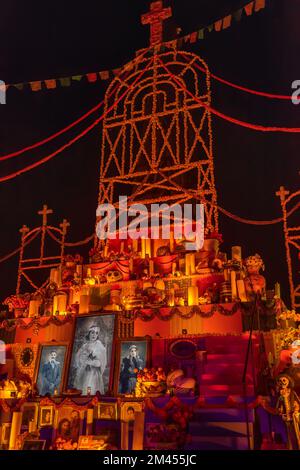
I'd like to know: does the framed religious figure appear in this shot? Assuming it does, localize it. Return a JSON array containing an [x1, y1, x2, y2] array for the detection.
[[53, 406, 85, 449], [34, 342, 69, 397], [39, 406, 54, 427], [114, 337, 151, 395], [98, 401, 118, 420], [67, 313, 116, 396], [21, 402, 39, 429]]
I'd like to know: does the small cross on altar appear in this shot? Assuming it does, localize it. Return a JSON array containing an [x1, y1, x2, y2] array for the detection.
[[60, 218, 70, 235], [38, 204, 53, 226], [276, 186, 290, 203], [141, 1, 172, 47]]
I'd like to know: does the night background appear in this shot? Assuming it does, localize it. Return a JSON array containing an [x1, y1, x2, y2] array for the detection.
[[0, 0, 299, 304]]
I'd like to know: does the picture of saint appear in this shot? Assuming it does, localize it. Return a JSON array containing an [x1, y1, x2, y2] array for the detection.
[[39, 406, 54, 427], [67, 314, 115, 395]]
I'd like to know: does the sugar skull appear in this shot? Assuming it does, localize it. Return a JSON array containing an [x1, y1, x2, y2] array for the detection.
[[106, 270, 123, 283]]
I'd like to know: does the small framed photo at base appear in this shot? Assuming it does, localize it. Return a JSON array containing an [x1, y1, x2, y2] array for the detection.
[[98, 402, 118, 420], [39, 406, 54, 427], [22, 439, 46, 450], [120, 401, 143, 422]]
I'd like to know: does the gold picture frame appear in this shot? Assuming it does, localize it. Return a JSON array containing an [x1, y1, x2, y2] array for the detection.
[[98, 402, 118, 420]]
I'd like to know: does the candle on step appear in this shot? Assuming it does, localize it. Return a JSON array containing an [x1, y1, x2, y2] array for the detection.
[[230, 270, 237, 300], [274, 282, 281, 298], [145, 238, 151, 258], [149, 260, 154, 276], [170, 229, 174, 253], [188, 286, 199, 306], [185, 254, 191, 276], [237, 279, 247, 302], [231, 246, 242, 262], [190, 253, 196, 274], [141, 238, 146, 259]]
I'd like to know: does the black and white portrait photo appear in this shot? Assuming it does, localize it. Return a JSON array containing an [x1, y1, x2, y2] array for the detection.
[[67, 314, 115, 395], [36, 344, 68, 396], [117, 339, 148, 394]]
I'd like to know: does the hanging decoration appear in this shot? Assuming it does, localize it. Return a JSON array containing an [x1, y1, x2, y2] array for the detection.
[[5, 0, 267, 95]]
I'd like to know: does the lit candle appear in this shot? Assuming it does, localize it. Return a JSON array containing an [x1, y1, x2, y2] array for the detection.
[[172, 262, 177, 275], [185, 254, 191, 276], [188, 286, 199, 306], [275, 282, 281, 298], [232, 246, 242, 262], [230, 270, 237, 300], [145, 238, 152, 258], [9, 412, 22, 450], [168, 288, 175, 307], [190, 253, 196, 275], [79, 288, 90, 314], [149, 260, 154, 276], [129, 257, 134, 273], [237, 279, 247, 302], [170, 230, 174, 253], [28, 300, 41, 318], [141, 238, 146, 259], [132, 239, 138, 253]]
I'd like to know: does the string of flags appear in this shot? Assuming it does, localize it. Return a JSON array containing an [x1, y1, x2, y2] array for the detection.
[[6, 0, 266, 93]]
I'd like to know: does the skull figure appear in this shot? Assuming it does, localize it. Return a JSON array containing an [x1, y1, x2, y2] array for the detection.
[[106, 270, 123, 283], [278, 375, 290, 390]]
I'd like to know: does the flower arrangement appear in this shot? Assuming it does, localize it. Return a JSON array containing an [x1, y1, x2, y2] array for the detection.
[[277, 310, 300, 322], [135, 367, 167, 397], [276, 327, 300, 352]]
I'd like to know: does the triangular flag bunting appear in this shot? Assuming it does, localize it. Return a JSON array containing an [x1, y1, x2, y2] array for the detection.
[[233, 8, 243, 21], [87, 72, 98, 83], [190, 31, 197, 43], [59, 77, 71, 87], [223, 15, 232, 29], [244, 1, 254, 16], [214, 20, 222, 32], [72, 75, 83, 81], [198, 29, 204, 40], [207, 24, 214, 32], [45, 79, 56, 89], [255, 0, 265, 12], [30, 81, 42, 92], [14, 83, 24, 91], [99, 71, 109, 80]]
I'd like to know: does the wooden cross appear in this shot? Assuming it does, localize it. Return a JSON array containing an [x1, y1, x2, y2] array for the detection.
[[38, 204, 53, 226], [276, 186, 290, 203], [141, 1, 172, 46], [19, 224, 29, 237], [60, 219, 70, 235]]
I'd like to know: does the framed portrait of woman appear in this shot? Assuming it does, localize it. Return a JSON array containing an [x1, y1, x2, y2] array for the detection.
[[114, 337, 151, 395], [34, 342, 69, 397], [67, 313, 116, 396]]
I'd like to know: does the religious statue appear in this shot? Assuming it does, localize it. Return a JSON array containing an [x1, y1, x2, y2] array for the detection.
[[276, 374, 300, 450], [244, 253, 266, 301]]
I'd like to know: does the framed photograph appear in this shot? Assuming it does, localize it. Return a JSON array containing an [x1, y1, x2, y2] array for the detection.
[[22, 439, 46, 450], [120, 401, 143, 422], [39, 406, 54, 427], [98, 402, 118, 420], [1, 423, 11, 446], [21, 402, 39, 428], [54, 406, 84, 444], [67, 313, 116, 395], [34, 342, 69, 396], [144, 423, 184, 450], [114, 337, 151, 395]]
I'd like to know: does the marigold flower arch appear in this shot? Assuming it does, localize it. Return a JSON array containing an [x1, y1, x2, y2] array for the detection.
[[98, 43, 218, 234]]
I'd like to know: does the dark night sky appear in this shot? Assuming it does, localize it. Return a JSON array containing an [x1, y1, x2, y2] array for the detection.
[[0, 0, 299, 303]]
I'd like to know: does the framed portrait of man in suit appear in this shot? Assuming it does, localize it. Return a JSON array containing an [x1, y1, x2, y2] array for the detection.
[[34, 343, 69, 397]]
